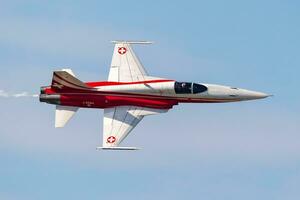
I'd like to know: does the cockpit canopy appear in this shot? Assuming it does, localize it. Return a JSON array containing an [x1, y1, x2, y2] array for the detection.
[[174, 82, 208, 94]]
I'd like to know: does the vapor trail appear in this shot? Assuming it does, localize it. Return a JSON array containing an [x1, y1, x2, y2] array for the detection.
[[0, 90, 38, 98]]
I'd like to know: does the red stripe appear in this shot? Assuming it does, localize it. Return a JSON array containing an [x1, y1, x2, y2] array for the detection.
[[86, 79, 174, 87], [51, 90, 237, 103]]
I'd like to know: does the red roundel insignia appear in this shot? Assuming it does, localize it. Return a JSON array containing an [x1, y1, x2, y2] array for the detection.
[[118, 47, 127, 55], [107, 136, 116, 143]]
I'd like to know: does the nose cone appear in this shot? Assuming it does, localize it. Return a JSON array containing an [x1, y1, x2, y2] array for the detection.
[[238, 89, 270, 100]]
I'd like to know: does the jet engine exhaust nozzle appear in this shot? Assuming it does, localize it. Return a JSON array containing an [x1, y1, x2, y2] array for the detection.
[[39, 94, 61, 105]]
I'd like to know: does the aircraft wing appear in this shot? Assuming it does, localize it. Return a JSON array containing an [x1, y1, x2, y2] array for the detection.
[[99, 106, 168, 150], [108, 41, 152, 82]]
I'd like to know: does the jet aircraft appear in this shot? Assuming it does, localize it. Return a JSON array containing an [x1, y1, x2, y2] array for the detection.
[[40, 41, 269, 150]]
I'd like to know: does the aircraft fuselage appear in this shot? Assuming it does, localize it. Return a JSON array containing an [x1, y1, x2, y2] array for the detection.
[[40, 79, 269, 109]]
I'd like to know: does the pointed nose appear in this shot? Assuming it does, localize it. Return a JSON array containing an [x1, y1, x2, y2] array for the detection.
[[249, 91, 270, 99], [239, 89, 270, 100]]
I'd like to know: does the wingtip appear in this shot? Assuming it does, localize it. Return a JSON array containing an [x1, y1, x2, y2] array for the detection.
[[111, 40, 153, 44], [96, 146, 140, 150]]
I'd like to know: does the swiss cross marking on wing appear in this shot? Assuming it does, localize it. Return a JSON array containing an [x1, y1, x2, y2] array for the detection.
[[107, 136, 116, 143], [118, 47, 127, 55]]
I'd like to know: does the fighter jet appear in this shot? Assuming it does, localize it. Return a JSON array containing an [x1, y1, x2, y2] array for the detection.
[[40, 41, 270, 150]]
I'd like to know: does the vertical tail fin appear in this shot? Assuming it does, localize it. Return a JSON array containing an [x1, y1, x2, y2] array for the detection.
[[51, 69, 91, 91]]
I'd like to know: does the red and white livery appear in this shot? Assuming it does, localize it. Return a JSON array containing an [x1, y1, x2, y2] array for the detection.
[[40, 40, 270, 150]]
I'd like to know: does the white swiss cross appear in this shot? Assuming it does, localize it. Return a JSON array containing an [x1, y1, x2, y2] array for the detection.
[[118, 47, 127, 55], [107, 136, 116, 143]]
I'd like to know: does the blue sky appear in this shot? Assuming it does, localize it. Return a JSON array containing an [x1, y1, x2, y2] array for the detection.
[[0, 0, 299, 199]]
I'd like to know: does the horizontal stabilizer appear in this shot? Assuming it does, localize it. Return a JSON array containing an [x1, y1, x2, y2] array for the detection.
[[55, 105, 78, 128]]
